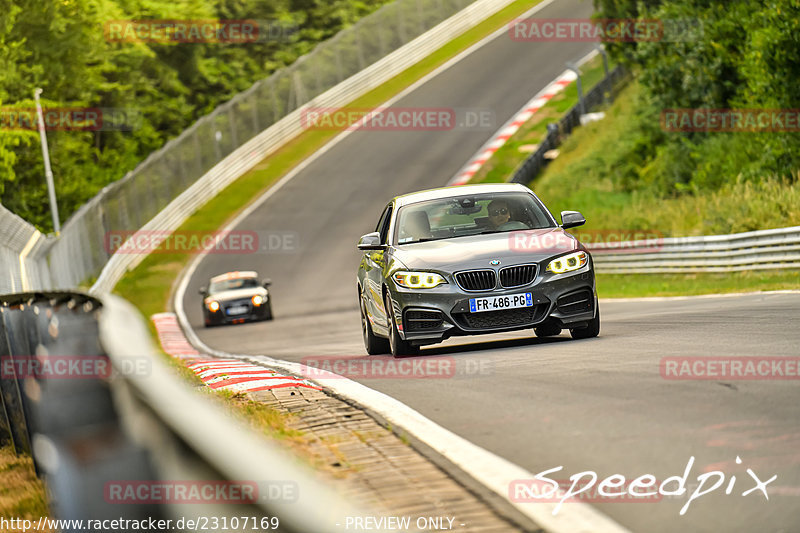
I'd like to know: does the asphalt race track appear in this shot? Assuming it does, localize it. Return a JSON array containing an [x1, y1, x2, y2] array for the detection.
[[181, 0, 800, 530]]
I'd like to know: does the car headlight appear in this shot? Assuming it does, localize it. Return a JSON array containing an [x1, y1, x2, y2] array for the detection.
[[252, 295, 264, 306], [546, 251, 588, 274], [206, 300, 220, 312], [393, 271, 447, 289]]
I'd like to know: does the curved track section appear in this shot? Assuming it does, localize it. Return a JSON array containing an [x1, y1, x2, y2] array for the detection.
[[180, 0, 800, 530]]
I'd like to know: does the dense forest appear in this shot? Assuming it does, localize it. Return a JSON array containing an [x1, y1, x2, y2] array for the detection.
[[0, 0, 392, 231], [592, 0, 800, 195]]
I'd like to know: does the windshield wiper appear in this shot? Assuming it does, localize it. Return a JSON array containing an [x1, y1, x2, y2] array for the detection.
[[401, 237, 441, 244]]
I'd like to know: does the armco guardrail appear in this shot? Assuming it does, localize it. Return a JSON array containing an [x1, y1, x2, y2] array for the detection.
[[510, 64, 628, 185], [589, 226, 800, 273], [0, 0, 519, 294], [0, 291, 388, 532], [0, 204, 52, 294], [89, 0, 518, 293]]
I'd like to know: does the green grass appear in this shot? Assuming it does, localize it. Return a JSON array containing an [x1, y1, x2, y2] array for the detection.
[[597, 271, 800, 298], [0, 446, 51, 525], [115, 0, 547, 313], [471, 54, 617, 183]]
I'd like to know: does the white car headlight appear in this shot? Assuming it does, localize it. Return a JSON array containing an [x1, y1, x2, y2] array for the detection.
[[393, 271, 447, 289], [546, 251, 588, 274]]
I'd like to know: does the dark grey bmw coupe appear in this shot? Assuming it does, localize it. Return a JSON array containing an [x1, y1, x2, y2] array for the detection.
[[356, 183, 599, 356]]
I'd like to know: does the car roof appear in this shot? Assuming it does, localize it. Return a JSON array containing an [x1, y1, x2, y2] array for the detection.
[[393, 183, 534, 208], [210, 271, 258, 283]]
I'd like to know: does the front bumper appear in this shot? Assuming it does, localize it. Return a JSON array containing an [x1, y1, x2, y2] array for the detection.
[[386, 265, 596, 345], [204, 298, 270, 326]]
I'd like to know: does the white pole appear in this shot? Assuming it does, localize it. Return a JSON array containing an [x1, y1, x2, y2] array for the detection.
[[34, 88, 61, 234]]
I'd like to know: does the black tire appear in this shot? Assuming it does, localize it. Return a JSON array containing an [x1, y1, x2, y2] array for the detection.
[[383, 293, 418, 357], [263, 302, 273, 321], [535, 321, 562, 338], [570, 307, 600, 339], [361, 298, 389, 355]]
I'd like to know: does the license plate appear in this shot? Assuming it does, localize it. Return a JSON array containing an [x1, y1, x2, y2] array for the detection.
[[469, 293, 533, 313], [226, 305, 249, 316]]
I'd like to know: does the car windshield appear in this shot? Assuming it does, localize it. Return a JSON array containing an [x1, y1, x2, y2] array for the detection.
[[394, 192, 554, 245], [209, 277, 259, 294]]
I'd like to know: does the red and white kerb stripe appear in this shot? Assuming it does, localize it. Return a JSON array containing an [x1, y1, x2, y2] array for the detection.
[[152, 312, 200, 358], [151, 312, 321, 392], [187, 359, 322, 393], [448, 69, 577, 185]]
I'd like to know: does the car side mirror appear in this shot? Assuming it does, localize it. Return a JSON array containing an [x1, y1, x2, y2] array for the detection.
[[357, 232, 384, 250], [262, 279, 272, 288], [560, 210, 586, 229], [198, 286, 207, 296]]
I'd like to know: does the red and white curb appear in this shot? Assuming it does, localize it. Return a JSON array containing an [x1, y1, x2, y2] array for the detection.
[[151, 312, 321, 393], [187, 360, 322, 393], [448, 69, 576, 186], [152, 312, 201, 358]]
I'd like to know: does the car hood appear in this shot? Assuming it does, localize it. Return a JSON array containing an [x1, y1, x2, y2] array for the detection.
[[392, 227, 580, 271], [205, 287, 267, 302]]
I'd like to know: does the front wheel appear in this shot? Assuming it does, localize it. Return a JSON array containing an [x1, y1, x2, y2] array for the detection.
[[384, 293, 418, 357], [570, 307, 600, 339], [361, 298, 389, 355]]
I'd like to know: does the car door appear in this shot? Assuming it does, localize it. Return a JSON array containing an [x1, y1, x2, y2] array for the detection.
[[362, 203, 393, 330]]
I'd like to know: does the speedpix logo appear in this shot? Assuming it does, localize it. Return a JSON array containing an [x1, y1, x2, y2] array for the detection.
[[510, 456, 776, 516]]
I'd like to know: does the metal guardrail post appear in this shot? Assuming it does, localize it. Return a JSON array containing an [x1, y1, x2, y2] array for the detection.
[[0, 305, 21, 453], [0, 292, 162, 524], [0, 304, 34, 455], [0, 291, 392, 531], [566, 62, 585, 116]]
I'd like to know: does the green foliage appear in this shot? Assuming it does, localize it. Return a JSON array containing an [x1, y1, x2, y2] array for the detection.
[[0, 0, 392, 231], [589, 0, 800, 198], [535, 82, 800, 237]]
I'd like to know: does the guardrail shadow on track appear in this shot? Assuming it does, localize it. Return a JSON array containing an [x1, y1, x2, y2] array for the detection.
[[0, 291, 385, 532]]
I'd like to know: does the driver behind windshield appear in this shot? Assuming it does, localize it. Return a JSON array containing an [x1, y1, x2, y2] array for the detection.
[[486, 199, 511, 230]]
